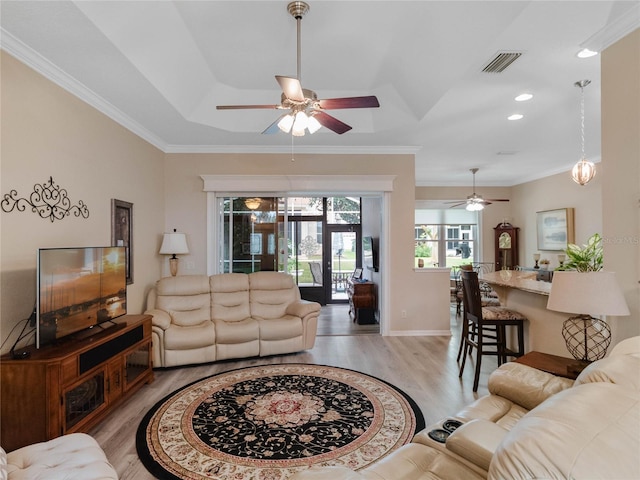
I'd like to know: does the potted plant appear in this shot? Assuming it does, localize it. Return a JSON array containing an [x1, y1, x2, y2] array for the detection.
[[556, 233, 603, 272], [539, 258, 550, 270]]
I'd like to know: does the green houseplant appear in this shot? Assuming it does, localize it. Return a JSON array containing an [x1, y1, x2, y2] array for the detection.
[[557, 233, 603, 272]]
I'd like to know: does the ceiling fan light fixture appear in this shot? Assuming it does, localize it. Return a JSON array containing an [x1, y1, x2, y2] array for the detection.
[[277, 114, 294, 133], [307, 115, 322, 134], [466, 202, 484, 212], [292, 111, 309, 136]]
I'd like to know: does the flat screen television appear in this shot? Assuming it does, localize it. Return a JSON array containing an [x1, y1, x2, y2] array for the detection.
[[37, 246, 127, 348], [363, 236, 379, 272]]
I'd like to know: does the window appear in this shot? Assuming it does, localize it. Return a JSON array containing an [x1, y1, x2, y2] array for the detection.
[[414, 208, 479, 268]]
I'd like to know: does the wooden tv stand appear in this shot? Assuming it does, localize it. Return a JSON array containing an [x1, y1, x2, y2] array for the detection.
[[0, 314, 153, 452]]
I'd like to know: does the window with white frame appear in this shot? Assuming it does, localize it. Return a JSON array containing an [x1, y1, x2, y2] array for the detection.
[[414, 208, 479, 268]]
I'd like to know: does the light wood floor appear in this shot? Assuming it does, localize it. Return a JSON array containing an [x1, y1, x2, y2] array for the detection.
[[90, 305, 497, 479]]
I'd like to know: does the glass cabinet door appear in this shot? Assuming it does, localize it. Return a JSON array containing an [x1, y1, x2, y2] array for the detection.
[[64, 371, 105, 430], [124, 342, 151, 389]]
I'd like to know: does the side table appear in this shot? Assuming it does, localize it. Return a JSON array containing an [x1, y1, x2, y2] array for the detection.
[[514, 351, 588, 380]]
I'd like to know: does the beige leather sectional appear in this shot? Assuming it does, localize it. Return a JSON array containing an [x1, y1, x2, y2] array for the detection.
[[292, 336, 640, 480], [145, 272, 321, 368]]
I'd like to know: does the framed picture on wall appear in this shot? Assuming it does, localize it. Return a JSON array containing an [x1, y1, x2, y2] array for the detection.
[[536, 208, 575, 251], [111, 199, 133, 284]]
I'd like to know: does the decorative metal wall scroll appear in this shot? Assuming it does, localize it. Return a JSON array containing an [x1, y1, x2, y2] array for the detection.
[[1, 176, 90, 222]]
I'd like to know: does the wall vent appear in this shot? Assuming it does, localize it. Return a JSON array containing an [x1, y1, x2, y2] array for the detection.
[[482, 52, 522, 73]]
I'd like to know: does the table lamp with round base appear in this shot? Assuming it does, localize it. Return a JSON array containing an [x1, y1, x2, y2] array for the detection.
[[547, 271, 629, 374]]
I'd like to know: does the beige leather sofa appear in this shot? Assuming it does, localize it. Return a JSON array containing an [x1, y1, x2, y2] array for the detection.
[[1, 433, 118, 479], [145, 272, 321, 367], [292, 336, 640, 480]]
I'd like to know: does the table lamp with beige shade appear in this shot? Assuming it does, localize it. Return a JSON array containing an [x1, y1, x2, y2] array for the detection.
[[547, 271, 629, 372], [159, 229, 189, 276]]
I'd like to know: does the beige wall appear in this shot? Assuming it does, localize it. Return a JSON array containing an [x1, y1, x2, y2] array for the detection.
[[163, 153, 452, 335], [511, 171, 602, 270], [0, 52, 166, 354], [601, 28, 640, 342]]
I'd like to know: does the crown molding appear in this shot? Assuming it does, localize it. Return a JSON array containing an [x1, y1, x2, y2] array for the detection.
[[581, 3, 640, 52], [1, 28, 168, 151], [165, 144, 421, 155]]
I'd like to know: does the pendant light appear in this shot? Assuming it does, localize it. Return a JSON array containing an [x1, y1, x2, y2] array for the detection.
[[571, 80, 596, 186]]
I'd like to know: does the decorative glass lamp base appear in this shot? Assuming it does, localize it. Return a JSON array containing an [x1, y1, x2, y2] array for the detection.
[[562, 314, 611, 362]]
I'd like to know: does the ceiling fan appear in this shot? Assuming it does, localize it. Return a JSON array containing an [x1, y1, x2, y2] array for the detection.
[[216, 1, 379, 136], [446, 168, 510, 210]]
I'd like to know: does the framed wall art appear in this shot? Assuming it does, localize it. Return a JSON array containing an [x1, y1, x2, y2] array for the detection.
[[536, 208, 575, 251], [111, 199, 133, 284]]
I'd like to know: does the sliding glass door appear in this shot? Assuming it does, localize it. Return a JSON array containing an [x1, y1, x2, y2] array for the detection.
[[219, 196, 361, 304]]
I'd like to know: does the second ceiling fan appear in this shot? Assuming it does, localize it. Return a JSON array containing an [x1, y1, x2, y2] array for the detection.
[[216, 1, 379, 136], [446, 168, 510, 210]]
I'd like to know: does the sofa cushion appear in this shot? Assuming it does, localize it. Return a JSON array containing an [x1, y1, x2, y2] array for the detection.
[[214, 318, 259, 343], [249, 272, 299, 319], [164, 322, 215, 349], [4, 433, 118, 480], [155, 275, 211, 327], [488, 383, 640, 480], [258, 316, 303, 341], [210, 273, 251, 322]]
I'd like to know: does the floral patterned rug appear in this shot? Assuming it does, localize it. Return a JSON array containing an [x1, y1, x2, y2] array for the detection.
[[136, 364, 424, 479]]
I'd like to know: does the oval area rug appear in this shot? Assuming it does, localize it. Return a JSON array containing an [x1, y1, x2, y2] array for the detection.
[[136, 363, 424, 479]]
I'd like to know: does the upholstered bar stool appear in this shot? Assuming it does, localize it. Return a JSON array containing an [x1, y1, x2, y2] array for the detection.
[[458, 270, 527, 391], [455, 267, 501, 362]]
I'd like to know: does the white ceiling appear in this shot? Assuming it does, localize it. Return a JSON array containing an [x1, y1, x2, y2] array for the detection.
[[1, 1, 638, 187]]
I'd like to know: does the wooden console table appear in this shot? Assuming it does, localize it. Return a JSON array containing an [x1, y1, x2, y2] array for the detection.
[[0, 314, 153, 451], [514, 351, 586, 380], [347, 280, 377, 324]]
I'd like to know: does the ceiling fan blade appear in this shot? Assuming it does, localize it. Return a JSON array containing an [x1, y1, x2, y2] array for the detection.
[[485, 199, 510, 202], [216, 104, 280, 110], [447, 202, 467, 208], [276, 75, 305, 102], [261, 114, 288, 135], [313, 111, 352, 134], [318, 96, 380, 110]]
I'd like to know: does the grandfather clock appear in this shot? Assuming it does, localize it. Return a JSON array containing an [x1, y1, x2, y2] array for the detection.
[[494, 222, 519, 270]]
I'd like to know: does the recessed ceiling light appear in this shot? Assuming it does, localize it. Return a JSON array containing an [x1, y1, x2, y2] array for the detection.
[[577, 48, 598, 58], [508, 114, 524, 121], [515, 93, 533, 102]]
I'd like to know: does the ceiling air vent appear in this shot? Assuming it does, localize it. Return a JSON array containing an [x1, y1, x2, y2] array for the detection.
[[482, 51, 522, 73]]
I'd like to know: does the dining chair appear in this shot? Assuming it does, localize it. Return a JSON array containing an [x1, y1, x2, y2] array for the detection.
[[458, 270, 527, 391]]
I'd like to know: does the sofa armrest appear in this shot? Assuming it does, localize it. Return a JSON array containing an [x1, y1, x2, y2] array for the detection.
[[286, 300, 321, 320], [488, 362, 574, 411], [445, 419, 509, 471], [145, 308, 172, 330]]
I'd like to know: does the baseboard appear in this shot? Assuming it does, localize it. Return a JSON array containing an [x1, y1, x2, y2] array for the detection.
[[386, 329, 452, 337]]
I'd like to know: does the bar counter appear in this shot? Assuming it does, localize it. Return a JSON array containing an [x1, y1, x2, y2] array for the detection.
[[480, 270, 551, 296], [479, 270, 568, 356]]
